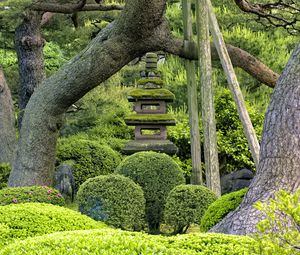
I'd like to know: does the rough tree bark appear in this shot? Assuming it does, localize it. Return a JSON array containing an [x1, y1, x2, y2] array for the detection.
[[0, 68, 16, 164], [15, 11, 45, 127], [211, 43, 300, 235]]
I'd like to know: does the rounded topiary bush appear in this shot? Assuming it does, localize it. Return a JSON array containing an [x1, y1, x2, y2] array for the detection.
[[77, 174, 145, 231], [56, 138, 121, 191], [164, 185, 217, 234], [115, 151, 185, 233], [0, 203, 106, 248], [0, 164, 11, 190], [0, 186, 65, 206], [200, 188, 248, 232]]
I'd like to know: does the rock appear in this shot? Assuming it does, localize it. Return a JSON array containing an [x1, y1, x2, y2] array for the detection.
[[221, 168, 254, 194], [54, 163, 75, 202]]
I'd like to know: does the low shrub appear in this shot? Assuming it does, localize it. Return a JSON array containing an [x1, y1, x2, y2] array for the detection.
[[0, 229, 260, 255], [0, 186, 65, 206], [0, 164, 11, 189], [200, 188, 248, 232], [254, 189, 300, 255], [77, 174, 145, 231], [56, 138, 121, 191], [115, 152, 185, 233], [0, 203, 106, 248], [164, 185, 217, 234]]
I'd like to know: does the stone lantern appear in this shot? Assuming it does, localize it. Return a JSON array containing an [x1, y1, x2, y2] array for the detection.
[[123, 52, 178, 155]]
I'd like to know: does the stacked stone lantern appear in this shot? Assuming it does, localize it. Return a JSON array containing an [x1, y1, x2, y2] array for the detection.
[[123, 53, 178, 155]]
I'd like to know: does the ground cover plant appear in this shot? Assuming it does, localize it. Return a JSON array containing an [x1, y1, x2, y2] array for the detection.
[[115, 151, 185, 233], [77, 174, 145, 231], [0, 186, 65, 206], [0, 203, 106, 248]]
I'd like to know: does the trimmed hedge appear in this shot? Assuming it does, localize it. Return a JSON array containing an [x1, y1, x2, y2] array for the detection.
[[0, 203, 106, 248], [200, 188, 248, 232], [164, 185, 217, 234], [115, 152, 185, 233], [56, 138, 121, 191], [0, 229, 260, 255], [77, 174, 145, 231], [0, 164, 11, 189], [0, 186, 65, 206]]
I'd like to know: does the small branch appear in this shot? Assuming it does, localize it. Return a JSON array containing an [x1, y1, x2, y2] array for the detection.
[[31, 3, 124, 14]]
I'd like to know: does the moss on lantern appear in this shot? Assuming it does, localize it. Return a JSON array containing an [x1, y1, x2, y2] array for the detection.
[[125, 114, 176, 125], [128, 89, 175, 101]]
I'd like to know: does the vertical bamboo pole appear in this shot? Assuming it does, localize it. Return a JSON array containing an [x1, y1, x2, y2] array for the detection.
[[207, 0, 260, 167], [182, 0, 202, 185], [195, 0, 221, 196]]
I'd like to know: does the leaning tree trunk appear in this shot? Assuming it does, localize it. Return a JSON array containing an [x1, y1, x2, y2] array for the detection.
[[0, 68, 16, 164], [211, 43, 300, 235], [15, 11, 45, 127], [8, 0, 173, 186]]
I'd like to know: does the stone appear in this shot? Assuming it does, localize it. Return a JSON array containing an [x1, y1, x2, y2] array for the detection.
[[54, 163, 75, 202]]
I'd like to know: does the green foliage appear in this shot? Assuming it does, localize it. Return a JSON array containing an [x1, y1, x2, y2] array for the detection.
[[43, 42, 67, 76], [0, 229, 260, 255], [77, 174, 145, 231], [0, 164, 11, 189], [164, 185, 217, 234], [56, 138, 121, 191], [115, 151, 185, 233], [254, 189, 300, 255], [200, 188, 248, 232], [0, 203, 106, 248], [0, 186, 65, 206]]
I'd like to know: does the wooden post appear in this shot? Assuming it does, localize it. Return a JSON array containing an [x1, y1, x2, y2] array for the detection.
[[182, 0, 202, 185], [207, 0, 260, 167], [195, 0, 220, 196]]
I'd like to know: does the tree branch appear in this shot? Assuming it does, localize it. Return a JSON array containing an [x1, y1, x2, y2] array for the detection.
[[163, 38, 279, 88]]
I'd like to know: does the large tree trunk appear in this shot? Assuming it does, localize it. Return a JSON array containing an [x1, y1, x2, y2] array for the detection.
[[8, 0, 173, 186], [211, 43, 300, 235], [15, 12, 45, 127], [0, 68, 16, 164]]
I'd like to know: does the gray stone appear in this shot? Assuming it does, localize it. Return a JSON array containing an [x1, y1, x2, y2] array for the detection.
[[54, 163, 75, 202]]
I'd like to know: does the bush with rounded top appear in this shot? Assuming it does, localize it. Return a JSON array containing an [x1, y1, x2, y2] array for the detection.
[[56, 138, 121, 191], [0, 203, 106, 248], [115, 151, 185, 233], [0, 164, 11, 189], [0, 186, 65, 206], [164, 185, 217, 234], [200, 188, 248, 232], [0, 229, 260, 255], [77, 174, 145, 231]]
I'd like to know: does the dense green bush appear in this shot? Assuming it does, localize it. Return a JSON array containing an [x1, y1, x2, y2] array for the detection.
[[0, 186, 65, 206], [77, 174, 145, 231], [0, 229, 260, 255], [0, 164, 11, 189], [254, 189, 300, 255], [56, 138, 121, 191], [115, 152, 185, 233], [200, 188, 248, 232], [0, 203, 106, 248], [164, 185, 217, 234]]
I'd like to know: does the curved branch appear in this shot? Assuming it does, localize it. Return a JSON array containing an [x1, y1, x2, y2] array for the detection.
[[163, 38, 279, 88]]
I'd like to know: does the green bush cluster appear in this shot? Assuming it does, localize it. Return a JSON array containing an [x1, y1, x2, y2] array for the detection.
[[0, 203, 106, 248], [200, 188, 248, 232], [0, 164, 11, 189], [77, 174, 145, 231], [164, 185, 217, 234], [56, 138, 121, 191], [0, 229, 260, 255], [116, 151, 185, 233], [0, 186, 65, 206], [254, 189, 300, 255]]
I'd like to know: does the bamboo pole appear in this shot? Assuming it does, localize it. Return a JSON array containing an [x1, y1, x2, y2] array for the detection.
[[195, 0, 220, 196], [182, 0, 202, 185], [207, 0, 260, 167]]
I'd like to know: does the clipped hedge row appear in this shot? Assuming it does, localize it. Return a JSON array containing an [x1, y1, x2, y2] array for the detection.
[[0, 203, 106, 248], [0, 186, 65, 206], [200, 188, 248, 232], [0, 229, 260, 255], [77, 174, 145, 231]]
